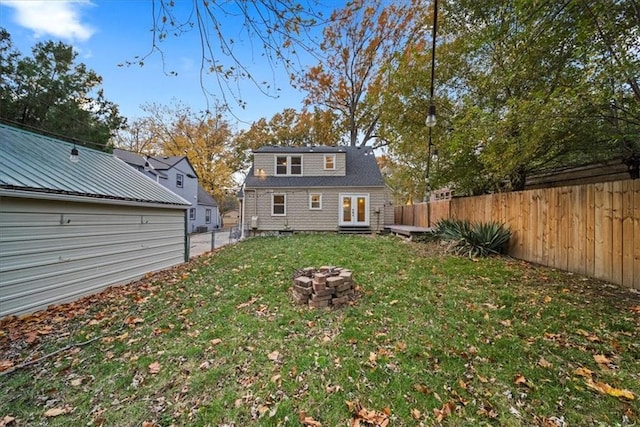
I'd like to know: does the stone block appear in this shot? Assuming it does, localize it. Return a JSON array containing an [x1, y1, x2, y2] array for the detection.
[[319, 266, 334, 273], [313, 273, 327, 284], [295, 276, 313, 288], [335, 282, 353, 293], [312, 281, 326, 292], [311, 292, 333, 301], [326, 276, 344, 288], [309, 298, 330, 308], [314, 288, 334, 297], [294, 284, 313, 296], [339, 271, 353, 281], [292, 292, 309, 305]]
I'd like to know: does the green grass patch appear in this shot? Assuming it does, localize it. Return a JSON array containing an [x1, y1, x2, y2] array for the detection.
[[1, 234, 638, 426]]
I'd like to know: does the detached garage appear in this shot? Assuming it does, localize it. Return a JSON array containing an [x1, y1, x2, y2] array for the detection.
[[0, 124, 191, 317]]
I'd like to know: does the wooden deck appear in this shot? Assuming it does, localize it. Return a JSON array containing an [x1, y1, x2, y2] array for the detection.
[[386, 225, 432, 240]]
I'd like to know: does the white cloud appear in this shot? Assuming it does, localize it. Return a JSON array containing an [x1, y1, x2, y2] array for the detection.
[[4, 1, 95, 42]]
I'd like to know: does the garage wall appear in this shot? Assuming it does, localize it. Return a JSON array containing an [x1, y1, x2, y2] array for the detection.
[[0, 196, 186, 317]]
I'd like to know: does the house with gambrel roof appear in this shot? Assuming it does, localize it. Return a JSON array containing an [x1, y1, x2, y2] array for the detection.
[[242, 145, 393, 234]]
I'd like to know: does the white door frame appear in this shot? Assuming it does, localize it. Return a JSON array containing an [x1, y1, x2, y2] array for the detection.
[[339, 193, 370, 226]]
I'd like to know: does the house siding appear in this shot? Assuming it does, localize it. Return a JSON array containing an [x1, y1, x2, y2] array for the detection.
[[244, 186, 388, 232], [0, 197, 186, 317], [253, 152, 346, 177]]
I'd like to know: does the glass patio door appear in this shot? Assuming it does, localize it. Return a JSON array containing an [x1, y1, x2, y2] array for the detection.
[[340, 194, 369, 226]]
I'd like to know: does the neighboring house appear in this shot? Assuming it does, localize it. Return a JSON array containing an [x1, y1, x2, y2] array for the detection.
[[222, 209, 239, 228], [0, 124, 191, 317], [242, 145, 391, 233], [114, 149, 220, 233]]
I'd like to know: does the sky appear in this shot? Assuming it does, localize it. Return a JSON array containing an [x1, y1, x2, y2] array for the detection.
[[0, 0, 331, 128]]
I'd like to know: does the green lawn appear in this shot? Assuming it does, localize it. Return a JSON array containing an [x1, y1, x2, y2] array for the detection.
[[1, 234, 638, 426]]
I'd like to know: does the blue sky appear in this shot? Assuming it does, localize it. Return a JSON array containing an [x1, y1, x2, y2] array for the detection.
[[0, 0, 330, 127]]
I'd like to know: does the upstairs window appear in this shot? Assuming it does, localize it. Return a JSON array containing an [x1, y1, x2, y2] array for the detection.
[[275, 155, 302, 176], [324, 155, 335, 170], [176, 173, 184, 188]]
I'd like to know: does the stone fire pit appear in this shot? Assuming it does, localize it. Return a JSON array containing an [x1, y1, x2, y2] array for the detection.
[[291, 266, 356, 308]]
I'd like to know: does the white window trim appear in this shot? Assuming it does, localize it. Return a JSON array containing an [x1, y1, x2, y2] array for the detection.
[[309, 193, 322, 210], [205, 209, 211, 224], [189, 207, 196, 220], [324, 154, 336, 170], [274, 155, 303, 176], [271, 193, 287, 216], [176, 173, 184, 188]]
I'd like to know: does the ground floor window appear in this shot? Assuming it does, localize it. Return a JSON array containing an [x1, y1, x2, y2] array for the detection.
[[272, 193, 286, 216], [309, 193, 322, 210], [205, 209, 211, 223], [189, 208, 196, 220]]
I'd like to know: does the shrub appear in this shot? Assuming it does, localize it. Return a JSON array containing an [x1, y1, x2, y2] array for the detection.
[[429, 218, 511, 258]]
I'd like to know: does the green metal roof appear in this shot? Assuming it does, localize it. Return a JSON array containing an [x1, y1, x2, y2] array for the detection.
[[0, 124, 190, 207]]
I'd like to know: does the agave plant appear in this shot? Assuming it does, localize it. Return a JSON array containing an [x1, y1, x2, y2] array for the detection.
[[429, 219, 511, 258]]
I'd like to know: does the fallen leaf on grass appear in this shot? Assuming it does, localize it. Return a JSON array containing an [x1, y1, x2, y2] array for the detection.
[[299, 411, 322, 427], [124, 316, 144, 326], [0, 360, 14, 372], [585, 379, 635, 400], [267, 350, 280, 361], [433, 401, 455, 423], [411, 408, 421, 420], [346, 400, 390, 426], [630, 305, 640, 314], [414, 384, 432, 394], [148, 361, 161, 374], [574, 367, 593, 378], [44, 406, 73, 418], [593, 354, 612, 365], [210, 338, 222, 346], [514, 374, 528, 386], [0, 415, 16, 426], [538, 357, 553, 368]]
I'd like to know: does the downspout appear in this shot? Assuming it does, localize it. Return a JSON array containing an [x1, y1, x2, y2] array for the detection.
[[240, 185, 246, 240], [184, 208, 189, 261]]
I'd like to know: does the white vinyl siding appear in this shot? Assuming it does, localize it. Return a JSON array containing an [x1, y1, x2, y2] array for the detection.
[[254, 152, 346, 177], [0, 197, 186, 317], [244, 187, 387, 232]]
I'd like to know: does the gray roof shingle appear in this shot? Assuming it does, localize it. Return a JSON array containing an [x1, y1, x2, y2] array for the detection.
[[244, 145, 385, 188], [0, 124, 190, 206]]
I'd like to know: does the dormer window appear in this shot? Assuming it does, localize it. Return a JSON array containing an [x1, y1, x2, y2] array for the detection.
[[324, 155, 335, 170], [275, 155, 302, 176]]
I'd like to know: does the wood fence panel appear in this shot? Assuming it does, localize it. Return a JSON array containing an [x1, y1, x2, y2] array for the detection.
[[634, 180, 640, 289], [621, 180, 634, 288], [594, 183, 605, 279], [559, 186, 571, 271], [394, 179, 638, 288], [586, 184, 596, 277], [540, 188, 550, 266], [612, 181, 624, 285]]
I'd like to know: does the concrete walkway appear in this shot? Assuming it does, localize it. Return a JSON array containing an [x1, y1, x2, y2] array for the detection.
[[189, 229, 239, 259]]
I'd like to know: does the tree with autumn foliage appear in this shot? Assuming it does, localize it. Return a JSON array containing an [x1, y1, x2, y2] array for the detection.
[[298, 0, 426, 147], [116, 101, 240, 202]]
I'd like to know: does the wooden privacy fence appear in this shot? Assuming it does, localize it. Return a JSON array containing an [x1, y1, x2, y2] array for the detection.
[[394, 179, 640, 289]]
